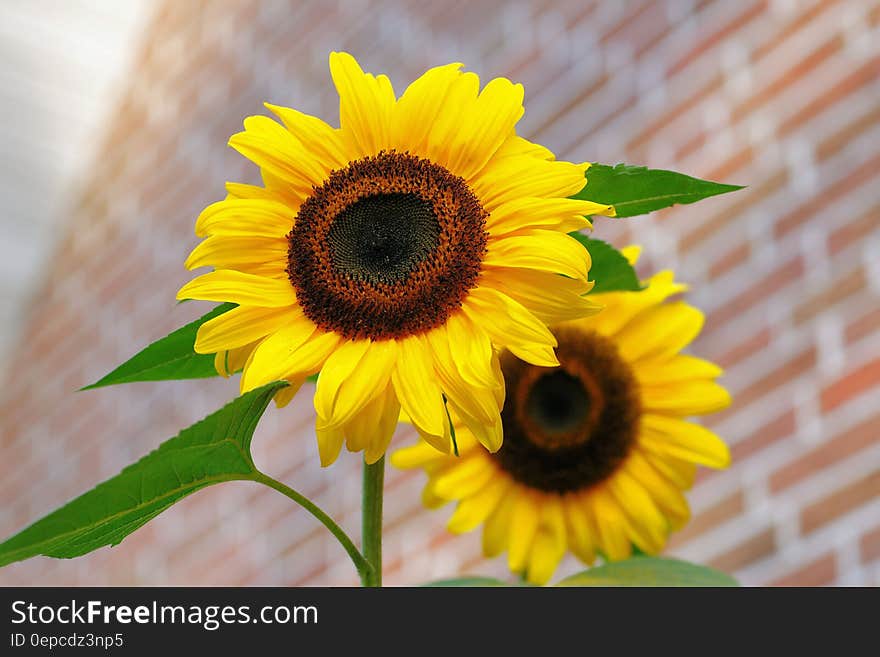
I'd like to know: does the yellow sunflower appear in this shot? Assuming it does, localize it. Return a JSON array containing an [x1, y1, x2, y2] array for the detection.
[[392, 247, 731, 584], [177, 52, 614, 466]]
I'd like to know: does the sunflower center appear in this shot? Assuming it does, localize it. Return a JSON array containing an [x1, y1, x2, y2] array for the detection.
[[491, 327, 641, 494], [288, 151, 488, 341], [524, 371, 591, 438], [328, 193, 440, 285]]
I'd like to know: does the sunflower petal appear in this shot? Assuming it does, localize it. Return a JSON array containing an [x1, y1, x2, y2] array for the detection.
[[447, 476, 509, 534], [391, 62, 463, 155], [177, 270, 296, 307], [640, 414, 731, 469], [390, 336, 448, 443], [484, 230, 591, 281], [195, 305, 299, 353], [329, 51, 395, 157]]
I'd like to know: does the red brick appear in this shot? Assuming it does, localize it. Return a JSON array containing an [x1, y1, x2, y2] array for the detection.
[[667, 1, 768, 77], [705, 256, 804, 333], [708, 241, 751, 280], [730, 409, 796, 463], [828, 202, 880, 255], [730, 36, 842, 125], [709, 527, 776, 572], [792, 267, 867, 325], [680, 170, 788, 250], [750, 0, 842, 62], [861, 526, 880, 564], [769, 413, 880, 492], [820, 357, 880, 413], [779, 56, 880, 136], [817, 103, 880, 162], [774, 153, 880, 238], [715, 347, 816, 423], [626, 74, 724, 153], [715, 327, 771, 369], [668, 490, 745, 548], [770, 552, 837, 586], [845, 307, 880, 346], [801, 471, 880, 534]]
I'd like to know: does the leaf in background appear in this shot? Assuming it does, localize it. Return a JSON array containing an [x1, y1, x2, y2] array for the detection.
[[0, 381, 286, 568], [575, 163, 743, 218], [555, 556, 738, 587], [570, 234, 642, 294], [422, 577, 509, 587], [82, 303, 235, 389]]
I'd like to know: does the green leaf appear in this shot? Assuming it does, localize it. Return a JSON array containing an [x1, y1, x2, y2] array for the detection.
[[82, 303, 235, 389], [574, 163, 743, 218], [569, 234, 642, 294], [0, 381, 286, 568], [555, 556, 739, 587], [422, 577, 509, 587]]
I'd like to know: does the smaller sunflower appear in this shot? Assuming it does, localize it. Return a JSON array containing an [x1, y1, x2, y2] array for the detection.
[[392, 247, 731, 584]]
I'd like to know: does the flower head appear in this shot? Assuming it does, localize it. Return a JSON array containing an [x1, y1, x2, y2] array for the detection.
[[178, 52, 613, 465], [392, 248, 731, 584]]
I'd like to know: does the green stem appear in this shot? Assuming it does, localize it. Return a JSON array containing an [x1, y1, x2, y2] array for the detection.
[[361, 456, 385, 587], [251, 471, 373, 583]]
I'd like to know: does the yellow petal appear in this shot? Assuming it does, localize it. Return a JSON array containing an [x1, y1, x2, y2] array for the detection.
[[607, 470, 667, 555], [264, 102, 349, 170], [479, 267, 598, 324], [640, 414, 731, 469], [195, 198, 294, 238], [447, 475, 509, 534], [314, 339, 372, 422], [640, 379, 732, 416], [184, 235, 288, 271], [487, 197, 610, 235], [390, 336, 448, 442], [229, 115, 328, 192], [471, 157, 588, 210], [391, 62, 463, 155], [391, 439, 447, 470], [484, 230, 591, 281], [242, 324, 340, 392], [431, 455, 496, 500], [616, 301, 705, 362], [442, 313, 498, 388], [507, 490, 540, 574], [526, 497, 567, 585], [177, 270, 296, 307], [482, 488, 516, 558], [329, 51, 395, 157], [564, 497, 597, 564], [633, 354, 723, 386], [273, 376, 306, 409], [590, 270, 687, 337], [491, 134, 555, 161], [443, 77, 525, 181], [463, 286, 557, 347], [588, 488, 632, 561], [316, 424, 345, 467], [195, 305, 299, 353], [625, 451, 691, 530], [362, 388, 401, 465]]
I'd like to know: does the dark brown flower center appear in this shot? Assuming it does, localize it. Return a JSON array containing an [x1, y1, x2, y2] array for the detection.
[[491, 326, 641, 493], [287, 151, 488, 340]]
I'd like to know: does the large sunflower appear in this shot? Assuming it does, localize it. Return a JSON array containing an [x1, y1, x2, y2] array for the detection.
[[392, 248, 731, 584], [177, 52, 614, 466]]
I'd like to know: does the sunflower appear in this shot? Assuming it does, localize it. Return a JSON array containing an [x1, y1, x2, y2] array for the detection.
[[177, 52, 614, 466], [392, 247, 731, 584]]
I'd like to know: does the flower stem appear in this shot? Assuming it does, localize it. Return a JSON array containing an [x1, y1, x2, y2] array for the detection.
[[361, 456, 385, 587], [251, 471, 373, 583]]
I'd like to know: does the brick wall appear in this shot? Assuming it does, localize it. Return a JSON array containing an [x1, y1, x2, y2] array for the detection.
[[1, 0, 878, 586]]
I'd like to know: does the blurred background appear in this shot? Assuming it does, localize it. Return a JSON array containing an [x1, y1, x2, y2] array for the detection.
[[0, 0, 878, 586]]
